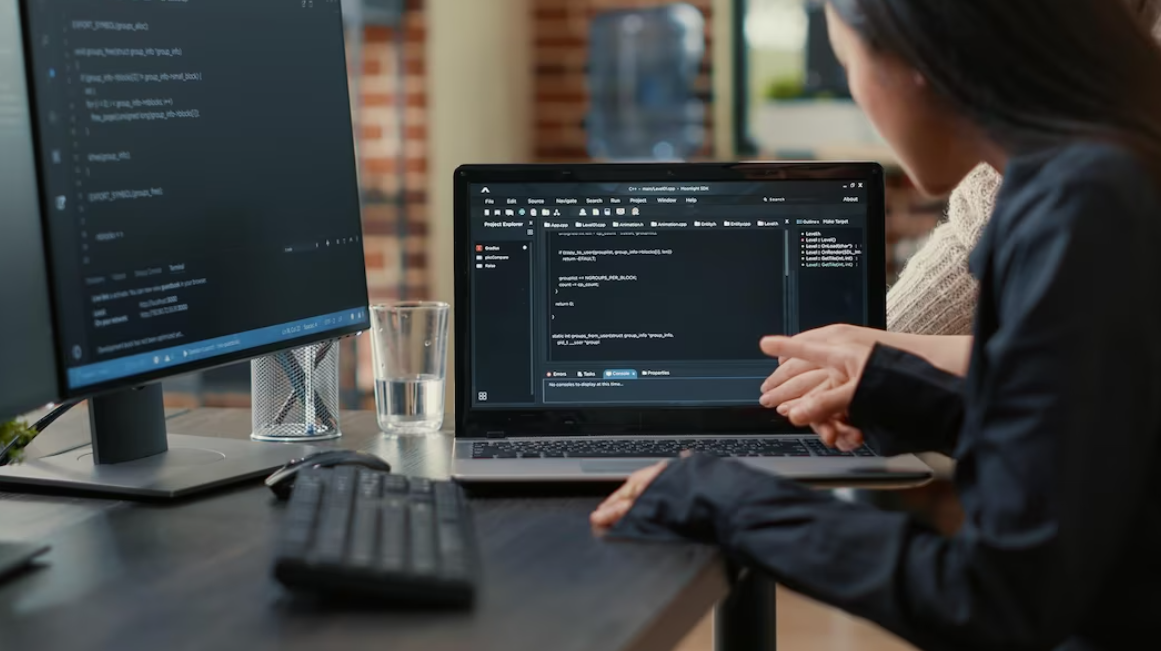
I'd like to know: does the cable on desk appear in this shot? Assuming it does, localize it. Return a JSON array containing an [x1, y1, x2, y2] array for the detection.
[[0, 399, 81, 465]]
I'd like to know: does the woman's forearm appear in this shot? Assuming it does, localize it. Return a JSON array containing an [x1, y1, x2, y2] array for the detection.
[[877, 333, 973, 376]]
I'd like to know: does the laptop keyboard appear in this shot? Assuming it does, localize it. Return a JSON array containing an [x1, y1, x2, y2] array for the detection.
[[470, 437, 877, 459]]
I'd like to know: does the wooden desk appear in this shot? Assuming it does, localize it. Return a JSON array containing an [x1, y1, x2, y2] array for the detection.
[[0, 408, 926, 650], [0, 408, 733, 651]]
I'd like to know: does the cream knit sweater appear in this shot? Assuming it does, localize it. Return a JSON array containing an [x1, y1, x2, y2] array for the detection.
[[886, 163, 1004, 335]]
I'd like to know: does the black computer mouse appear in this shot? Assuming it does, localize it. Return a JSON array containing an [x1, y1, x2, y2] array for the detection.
[[265, 450, 391, 499]]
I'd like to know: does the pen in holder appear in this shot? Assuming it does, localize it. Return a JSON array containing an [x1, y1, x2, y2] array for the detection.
[[251, 340, 342, 442]]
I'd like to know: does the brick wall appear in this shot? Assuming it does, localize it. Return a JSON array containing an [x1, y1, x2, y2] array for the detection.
[[352, 2, 428, 399], [532, 0, 716, 162], [357, 1, 429, 303]]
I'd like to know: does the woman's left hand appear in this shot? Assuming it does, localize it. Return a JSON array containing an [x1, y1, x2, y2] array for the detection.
[[590, 460, 671, 531]]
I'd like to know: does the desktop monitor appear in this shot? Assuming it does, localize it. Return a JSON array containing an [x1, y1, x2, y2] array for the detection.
[[0, 0, 370, 497], [0, 0, 58, 421]]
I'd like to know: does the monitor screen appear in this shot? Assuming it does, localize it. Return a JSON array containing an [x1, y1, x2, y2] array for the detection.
[[0, 0, 59, 419], [466, 178, 872, 408], [22, 0, 370, 393]]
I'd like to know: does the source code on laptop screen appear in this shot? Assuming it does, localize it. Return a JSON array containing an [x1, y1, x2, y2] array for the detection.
[[468, 180, 870, 407]]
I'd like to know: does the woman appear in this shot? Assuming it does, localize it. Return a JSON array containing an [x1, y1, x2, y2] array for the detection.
[[759, 0, 1161, 453], [892, 0, 1159, 335], [591, 2, 1161, 650], [893, 0, 1160, 338]]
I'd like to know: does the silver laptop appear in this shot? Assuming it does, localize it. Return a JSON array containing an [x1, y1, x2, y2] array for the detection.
[[450, 162, 932, 484]]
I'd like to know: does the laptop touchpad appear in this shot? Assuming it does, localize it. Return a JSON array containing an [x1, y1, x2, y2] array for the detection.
[[580, 460, 658, 474]]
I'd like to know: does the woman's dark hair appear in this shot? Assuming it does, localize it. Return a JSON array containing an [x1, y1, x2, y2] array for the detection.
[[1127, 0, 1161, 32], [826, 0, 1161, 173]]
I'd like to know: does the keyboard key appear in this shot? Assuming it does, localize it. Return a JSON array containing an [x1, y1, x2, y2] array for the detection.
[[409, 502, 437, 574], [286, 488, 320, 524], [438, 523, 468, 578], [357, 470, 381, 499], [348, 504, 378, 567], [435, 485, 462, 521], [311, 472, 354, 564], [438, 522, 464, 556], [379, 499, 407, 573], [331, 465, 357, 494], [410, 477, 433, 495], [382, 474, 408, 493]]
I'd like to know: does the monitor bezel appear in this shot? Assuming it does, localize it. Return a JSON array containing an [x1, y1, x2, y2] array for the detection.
[[17, 0, 371, 401], [0, 0, 62, 419], [454, 161, 887, 438]]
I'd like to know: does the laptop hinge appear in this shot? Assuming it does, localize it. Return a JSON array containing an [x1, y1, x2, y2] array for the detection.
[[485, 430, 506, 439]]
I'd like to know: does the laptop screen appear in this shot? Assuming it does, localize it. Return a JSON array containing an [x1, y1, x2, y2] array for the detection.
[[466, 178, 872, 409]]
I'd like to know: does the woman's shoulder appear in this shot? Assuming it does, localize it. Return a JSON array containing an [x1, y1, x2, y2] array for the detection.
[[994, 141, 1161, 240], [970, 141, 1161, 280], [1024, 140, 1152, 180]]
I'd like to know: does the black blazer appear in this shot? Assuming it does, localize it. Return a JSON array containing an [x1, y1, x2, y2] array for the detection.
[[611, 142, 1161, 651]]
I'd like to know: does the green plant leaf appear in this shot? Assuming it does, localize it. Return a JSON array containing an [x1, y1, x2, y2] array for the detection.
[[0, 419, 38, 464], [764, 73, 806, 101]]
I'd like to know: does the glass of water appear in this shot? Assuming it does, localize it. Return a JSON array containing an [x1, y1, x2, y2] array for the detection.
[[370, 301, 449, 435]]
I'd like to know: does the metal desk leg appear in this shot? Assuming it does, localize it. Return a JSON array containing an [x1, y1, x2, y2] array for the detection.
[[714, 570, 777, 651]]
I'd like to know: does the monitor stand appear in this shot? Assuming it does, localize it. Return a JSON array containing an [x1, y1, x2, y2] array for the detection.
[[0, 384, 320, 499]]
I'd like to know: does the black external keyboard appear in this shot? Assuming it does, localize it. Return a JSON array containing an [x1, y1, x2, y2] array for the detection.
[[471, 437, 877, 459], [273, 466, 478, 608]]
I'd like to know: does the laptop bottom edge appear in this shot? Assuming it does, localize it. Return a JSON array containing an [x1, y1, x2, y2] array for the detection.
[[451, 445, 934, 487]]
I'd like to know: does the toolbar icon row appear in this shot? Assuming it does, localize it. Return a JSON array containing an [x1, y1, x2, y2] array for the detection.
[[485, 208, 562, 217], [579, 207, 638, 217]]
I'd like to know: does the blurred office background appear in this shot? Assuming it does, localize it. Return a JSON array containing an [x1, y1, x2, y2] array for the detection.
[[148, 1, 950, 648], [165, 0, 944, 413]]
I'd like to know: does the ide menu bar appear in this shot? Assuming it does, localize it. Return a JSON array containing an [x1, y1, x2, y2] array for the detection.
[[470, 181, 866, 203]]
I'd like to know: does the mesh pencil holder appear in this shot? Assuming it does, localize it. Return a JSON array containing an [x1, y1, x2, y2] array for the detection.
[[250, 340, 342, 442]]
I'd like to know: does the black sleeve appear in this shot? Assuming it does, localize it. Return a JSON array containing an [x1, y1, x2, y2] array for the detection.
[[609, 155, 1161, 651], [848, 343, 965, 457]]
